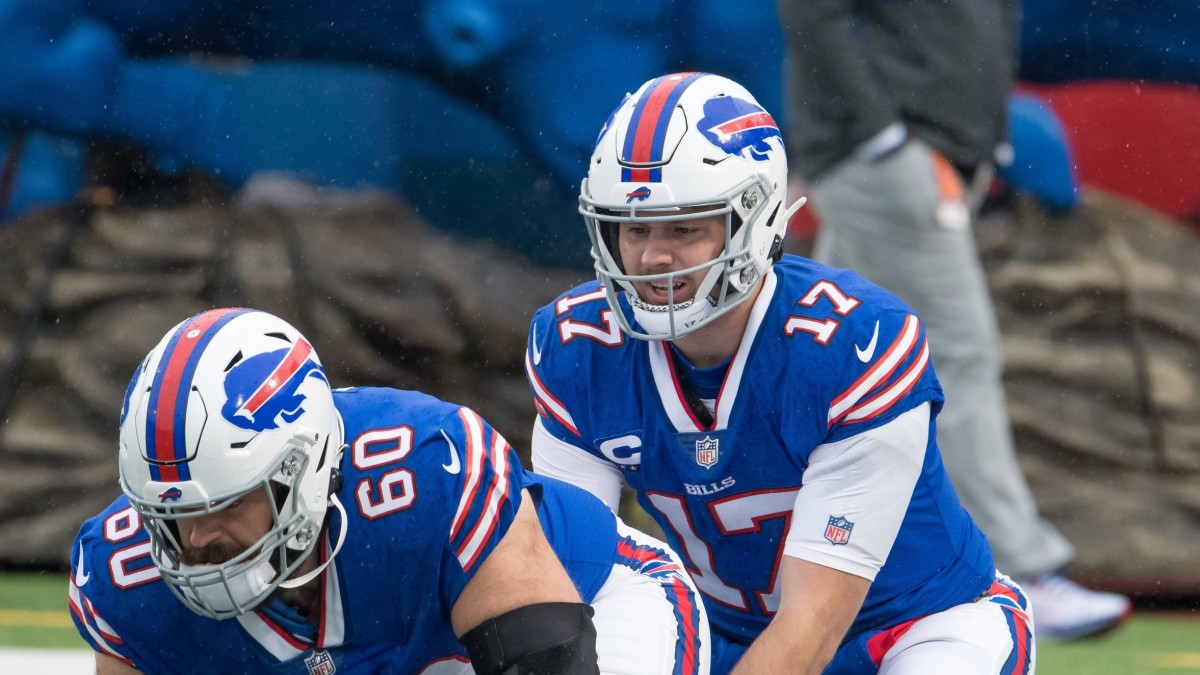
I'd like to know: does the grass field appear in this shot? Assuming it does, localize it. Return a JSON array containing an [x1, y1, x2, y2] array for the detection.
[[4, 571, 1199, 673]]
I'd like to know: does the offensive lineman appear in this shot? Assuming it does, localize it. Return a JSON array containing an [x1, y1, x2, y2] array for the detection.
[[525, 72, 1035, 673], [70, 307, 708, 674]]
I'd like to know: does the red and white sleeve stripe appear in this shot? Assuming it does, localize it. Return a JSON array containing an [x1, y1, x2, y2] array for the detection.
[[448, 408, 514, 572], [828, 314, 929, 428], [525, 350, 580, 437], [69, 575, 135, 666]]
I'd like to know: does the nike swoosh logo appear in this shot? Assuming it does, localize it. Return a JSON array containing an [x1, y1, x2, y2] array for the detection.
[[531, 324, 543, 366], [75, 542, 90, 587], [441, 431, 461, 474], [855, 321, 880, 363]]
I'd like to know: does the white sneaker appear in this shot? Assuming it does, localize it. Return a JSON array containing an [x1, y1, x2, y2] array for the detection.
[[1024, 574, 1132, 641]]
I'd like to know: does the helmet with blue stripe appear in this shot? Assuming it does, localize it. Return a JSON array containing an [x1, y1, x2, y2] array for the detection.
[[117, 308, 344, 619]]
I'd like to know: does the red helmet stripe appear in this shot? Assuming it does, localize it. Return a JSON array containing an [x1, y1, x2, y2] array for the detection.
[[238, 338, 314, 416], [623, 72, 705, 168], [146, 308, 250, 481], [714, 111, 777, 136]]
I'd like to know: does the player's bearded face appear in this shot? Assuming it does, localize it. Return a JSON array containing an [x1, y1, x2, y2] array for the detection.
[[175, 485, 276, 566], [618, 212, 725, 306], [180, 542, 250, 566]]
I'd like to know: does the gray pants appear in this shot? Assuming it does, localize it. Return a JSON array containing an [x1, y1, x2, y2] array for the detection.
[[809, 140, 1073, 578]]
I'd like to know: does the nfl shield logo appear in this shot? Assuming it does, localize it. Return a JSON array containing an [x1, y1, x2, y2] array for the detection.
[[304, 649, 337, 675], [695, 436, 719, 469], [824, 515, 854, 545]]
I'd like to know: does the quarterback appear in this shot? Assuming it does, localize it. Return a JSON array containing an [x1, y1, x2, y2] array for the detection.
[[70, 308, 709, 674], [526, 72, 1035, 674]]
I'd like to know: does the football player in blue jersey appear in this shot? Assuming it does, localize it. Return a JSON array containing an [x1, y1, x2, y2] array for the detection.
[[70, 308, 710, 675], [525, 72, 1036, 674]]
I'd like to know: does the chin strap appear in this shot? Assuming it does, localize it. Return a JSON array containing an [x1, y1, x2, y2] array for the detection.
[[278, 493, 348, 589]]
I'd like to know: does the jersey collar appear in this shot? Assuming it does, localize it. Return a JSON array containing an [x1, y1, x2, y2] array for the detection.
[[236, 531, 347, 662], [648, 269, 778, 432]]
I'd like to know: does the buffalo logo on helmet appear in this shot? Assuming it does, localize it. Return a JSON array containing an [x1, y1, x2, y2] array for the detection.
[[626, 186, 652, 203], [698, 95, 781, 162], [157, 486, 184, 503], [220, 339, 329, 432]]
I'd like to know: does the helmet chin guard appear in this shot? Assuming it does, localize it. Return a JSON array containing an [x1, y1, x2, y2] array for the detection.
[[117, 308, 345, 619], [580, 72, 802, 341]]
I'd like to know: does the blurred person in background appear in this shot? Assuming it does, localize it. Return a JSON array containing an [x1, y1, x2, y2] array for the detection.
[[776, 0, 1131, 641]]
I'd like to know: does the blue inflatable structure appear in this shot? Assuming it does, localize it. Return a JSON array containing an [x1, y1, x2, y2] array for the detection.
[[0, 0, 784, 266], [9, 0, 1188, 256]]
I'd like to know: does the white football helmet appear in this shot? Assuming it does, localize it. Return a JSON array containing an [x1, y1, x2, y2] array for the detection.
[[118, 308, 346, 619], [580, 72, 804, 340]]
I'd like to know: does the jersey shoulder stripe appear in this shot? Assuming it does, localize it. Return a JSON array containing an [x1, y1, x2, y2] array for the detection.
[[70, 566, 135, 666], [448, 407, 515, 571], [69, 501, 152, 668], [843, 336, 930, 425], [828, 313, 926, 426]]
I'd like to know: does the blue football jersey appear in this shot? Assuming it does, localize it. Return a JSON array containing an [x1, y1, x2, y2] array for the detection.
[[70, 387, 616, 674], [527, 255, 995, 645]]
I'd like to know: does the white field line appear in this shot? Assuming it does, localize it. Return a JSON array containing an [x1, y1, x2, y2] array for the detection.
[[0, 647, 94, 674]]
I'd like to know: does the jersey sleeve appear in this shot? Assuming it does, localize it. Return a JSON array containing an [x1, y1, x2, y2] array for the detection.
[[822, 309, 941, 444], [784, 403, 930, 580], [439, 406, 527, 578], [525, 303, 588, 445], [68, 504, 145, 669], [524, 290, 631, 508], [531, 416, 624, 513]]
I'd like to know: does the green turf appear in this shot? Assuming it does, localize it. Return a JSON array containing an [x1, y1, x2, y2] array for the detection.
[[2, 572, 1198, 671], [0, 572, 84, 649], [1037, 614, 1200, 674]]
